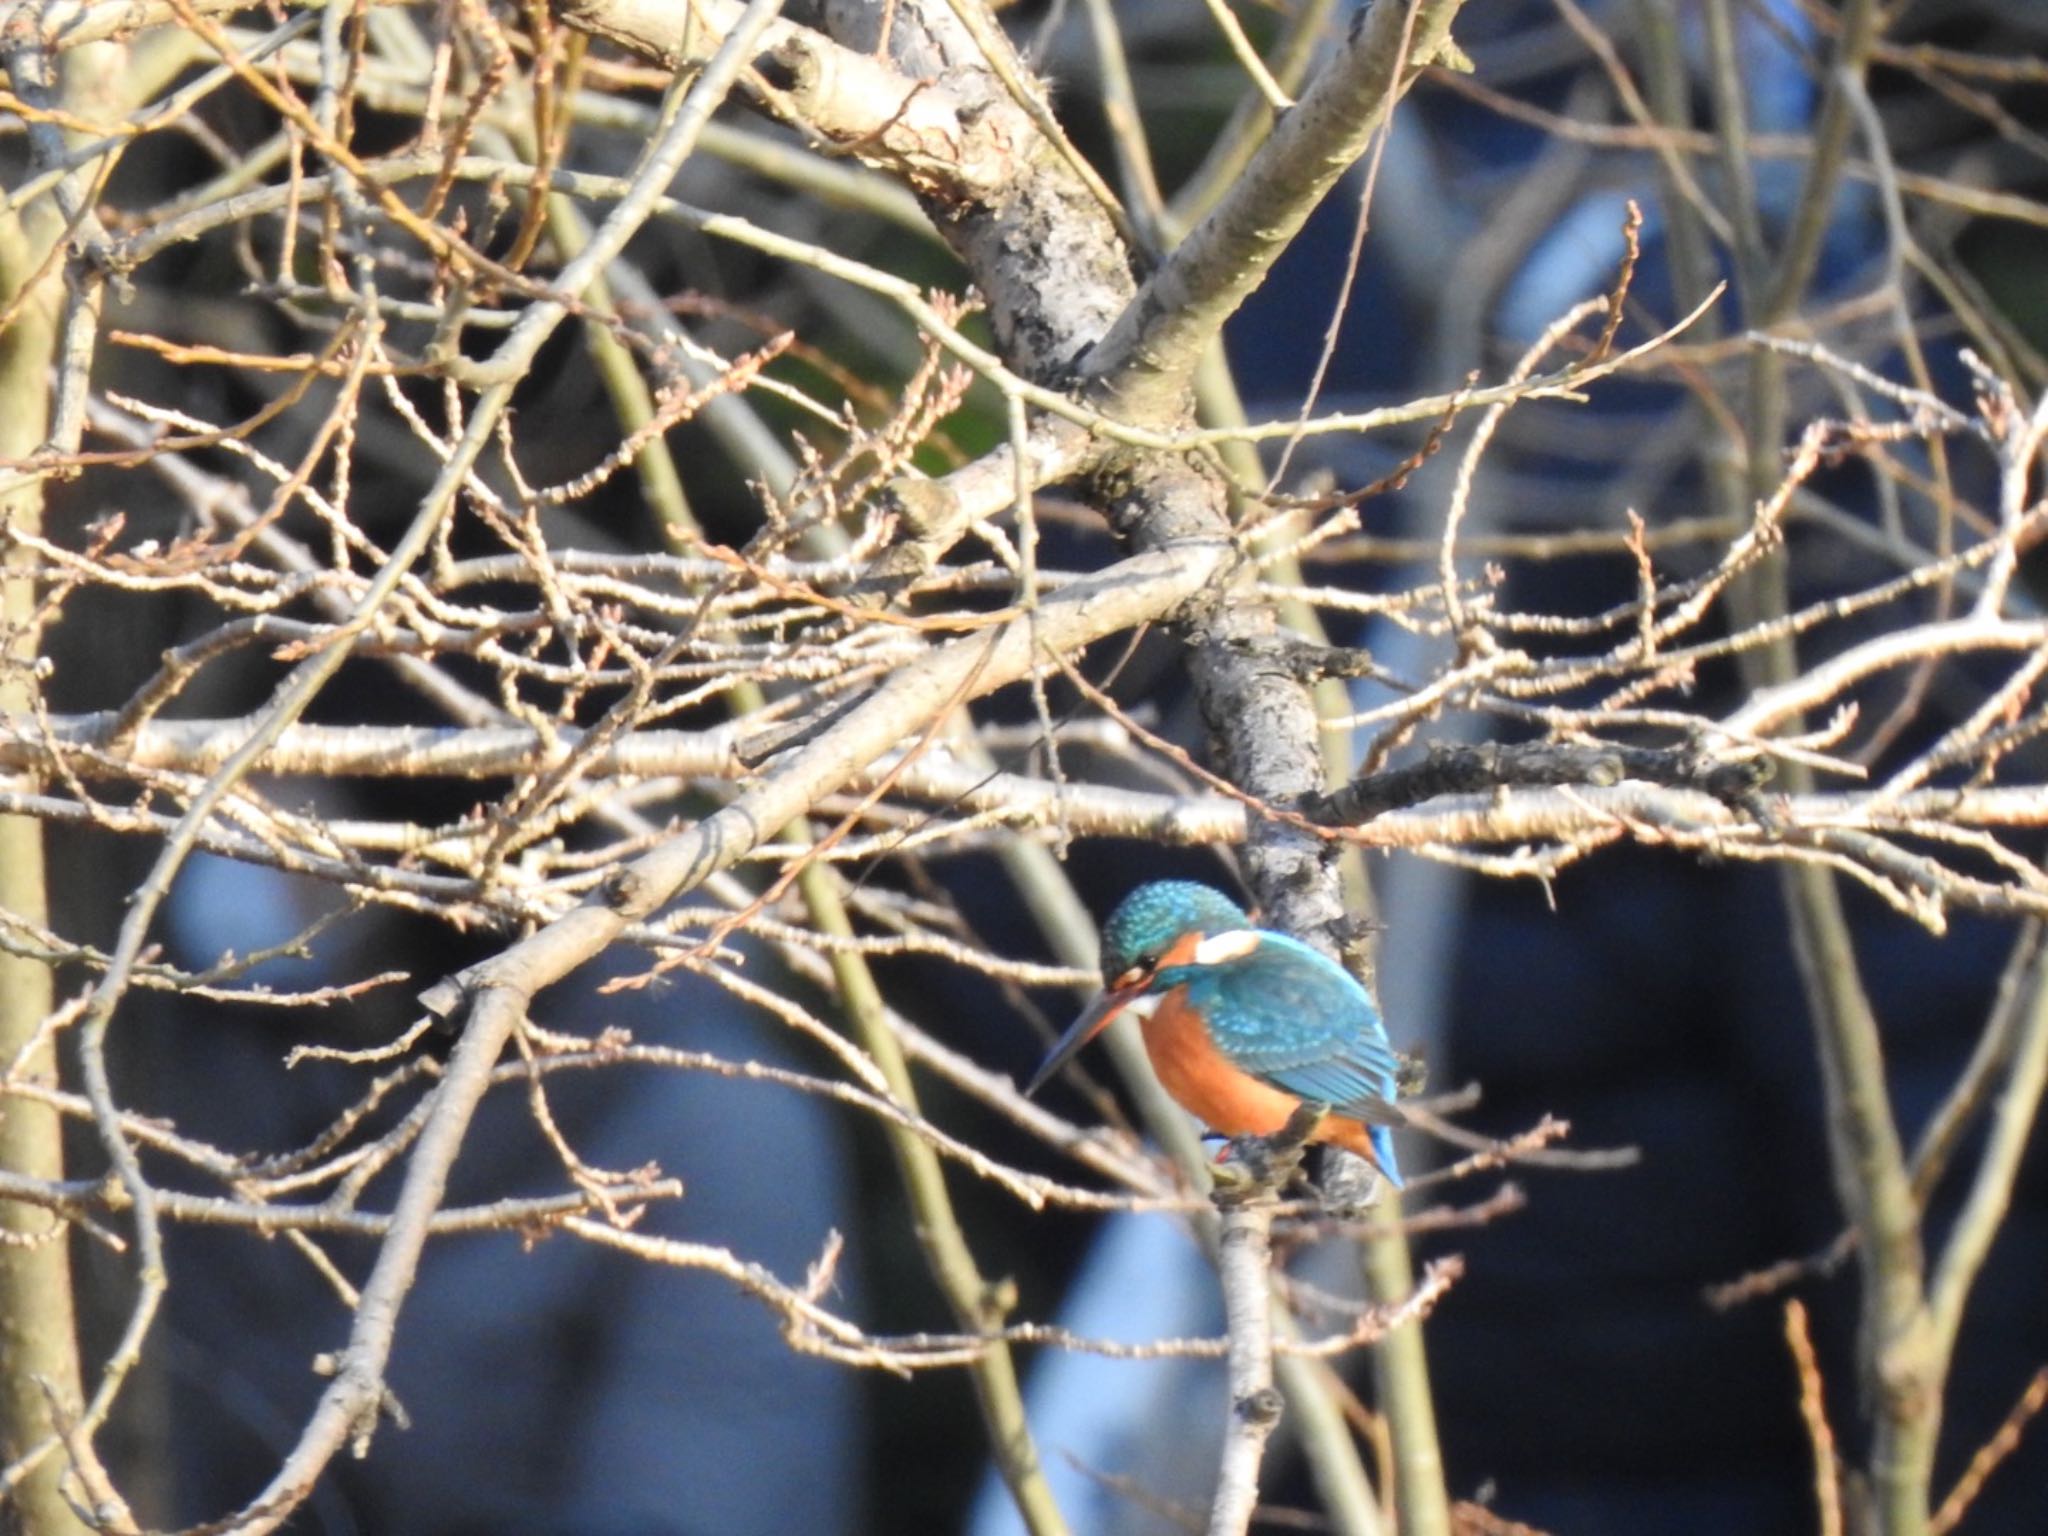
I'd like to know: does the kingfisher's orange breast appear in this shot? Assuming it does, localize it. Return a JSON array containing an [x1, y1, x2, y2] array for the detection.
[[1138, 987, 1377, 1160]]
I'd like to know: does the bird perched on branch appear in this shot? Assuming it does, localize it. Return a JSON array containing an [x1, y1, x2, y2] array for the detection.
[[1026, 880, 1404, 1187]]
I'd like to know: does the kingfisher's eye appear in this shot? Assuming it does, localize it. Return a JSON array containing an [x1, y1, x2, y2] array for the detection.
[[1115, 956, 1158, 989]]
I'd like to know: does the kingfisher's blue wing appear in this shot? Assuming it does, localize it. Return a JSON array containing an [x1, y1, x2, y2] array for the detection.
[[1162, 932, 1404, 1127]]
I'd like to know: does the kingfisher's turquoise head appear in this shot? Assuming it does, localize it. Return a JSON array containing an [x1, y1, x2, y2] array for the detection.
[[1097, 881, 1250, 989], [1026, 881, 1249, 1098]]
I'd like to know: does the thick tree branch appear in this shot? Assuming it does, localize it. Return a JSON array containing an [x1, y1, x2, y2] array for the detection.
[[1079, 0, 1470, 426], [1207, 1106, 1325, 1536]]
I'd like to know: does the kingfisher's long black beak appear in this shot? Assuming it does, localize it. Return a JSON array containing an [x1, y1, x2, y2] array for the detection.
[[1025, 986, 1142, 1097]]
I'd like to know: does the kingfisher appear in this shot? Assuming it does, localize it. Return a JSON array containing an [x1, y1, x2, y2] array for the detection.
[[1026, 880, 1404, 1187]]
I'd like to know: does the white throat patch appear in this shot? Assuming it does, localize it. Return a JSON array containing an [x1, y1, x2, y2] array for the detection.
[[1190, 930, 1261, 965]]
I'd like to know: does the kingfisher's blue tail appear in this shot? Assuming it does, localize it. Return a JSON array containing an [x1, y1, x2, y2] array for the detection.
[[1370, 1125, 1403, 1189]]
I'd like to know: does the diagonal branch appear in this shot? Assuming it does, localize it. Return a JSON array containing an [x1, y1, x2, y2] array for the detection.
[[1079, 0, 1470, 426], [1925, 931, 2048, 1366]]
